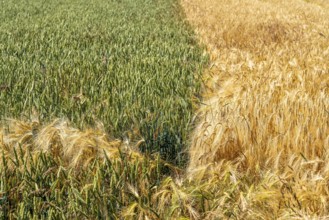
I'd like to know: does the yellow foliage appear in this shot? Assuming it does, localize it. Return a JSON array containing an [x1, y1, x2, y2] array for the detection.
[[0, 119, 144, 170], [182, 0, 329, 218]]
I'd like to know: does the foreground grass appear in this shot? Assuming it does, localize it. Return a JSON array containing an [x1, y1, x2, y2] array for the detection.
[[5, 119, 319, 219], [3, 119, 329, 219], [0, 120, 164, 219], [183, 0, 329, 218], [0, 0, 206, 161], [0, 119, 242, 219]]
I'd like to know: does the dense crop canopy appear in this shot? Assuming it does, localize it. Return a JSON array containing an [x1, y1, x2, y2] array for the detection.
[[0, 0, 206, 161]]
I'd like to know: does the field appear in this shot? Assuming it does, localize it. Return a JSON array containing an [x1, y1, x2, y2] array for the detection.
[[183, 0, 329, 218], [1, 0, 329, 219], [0, 0, 206, 218], [0, 0, 206, 161]]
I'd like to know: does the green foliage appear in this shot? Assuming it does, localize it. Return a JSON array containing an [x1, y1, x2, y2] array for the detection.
[[0, 149, 165, 219], [0, 0, 206, 163], [0, 0, 209, 218]]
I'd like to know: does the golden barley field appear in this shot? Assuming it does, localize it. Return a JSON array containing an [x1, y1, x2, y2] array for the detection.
[[182, 0, 329, 218]]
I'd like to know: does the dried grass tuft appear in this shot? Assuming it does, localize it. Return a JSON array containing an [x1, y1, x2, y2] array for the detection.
[[0, 118, 144, 170]]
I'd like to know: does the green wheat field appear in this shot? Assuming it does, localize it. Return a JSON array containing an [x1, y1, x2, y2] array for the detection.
[[0, 0, 207, 218]]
